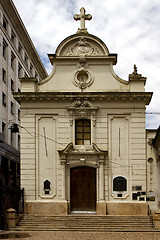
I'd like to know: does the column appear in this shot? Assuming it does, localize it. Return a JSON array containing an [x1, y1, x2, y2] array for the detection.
[[99, 159, 104, 201], [61, 161, 66, 200]]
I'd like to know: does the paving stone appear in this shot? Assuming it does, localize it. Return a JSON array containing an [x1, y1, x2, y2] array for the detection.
[[1, 231, 160, 240]]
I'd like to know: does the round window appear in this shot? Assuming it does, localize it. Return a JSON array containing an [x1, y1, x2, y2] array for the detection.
[[77, 71, 88, 82]]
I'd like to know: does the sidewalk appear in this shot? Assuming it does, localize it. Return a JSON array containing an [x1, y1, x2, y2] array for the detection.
[[1, 231, 160, 240]]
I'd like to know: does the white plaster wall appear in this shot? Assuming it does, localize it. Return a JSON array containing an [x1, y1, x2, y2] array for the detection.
[[37, 62, 129, 93], [20, 111, 36, 201], [20, 100, 149, 206], [131, 112, 146, 191]]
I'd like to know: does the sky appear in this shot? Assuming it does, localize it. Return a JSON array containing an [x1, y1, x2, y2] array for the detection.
[[13, 0, 160, 129]]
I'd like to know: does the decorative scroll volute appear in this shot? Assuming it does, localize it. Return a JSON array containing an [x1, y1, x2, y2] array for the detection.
[[67, 100, 98, 118]]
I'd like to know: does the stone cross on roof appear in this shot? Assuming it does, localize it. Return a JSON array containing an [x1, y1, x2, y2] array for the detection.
[[74, 7, 92, 33]]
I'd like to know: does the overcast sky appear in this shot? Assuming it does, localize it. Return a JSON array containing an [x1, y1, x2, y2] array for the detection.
[[13, 0, 160, 129]]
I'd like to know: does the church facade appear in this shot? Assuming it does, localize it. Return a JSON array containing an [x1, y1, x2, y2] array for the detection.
[[14, 8, 159, 215]]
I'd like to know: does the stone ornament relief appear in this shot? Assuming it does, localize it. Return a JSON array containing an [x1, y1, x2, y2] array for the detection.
[[66, 37, 100, 56], [67, 100, 98, 118], [73, 66, 94, 89]]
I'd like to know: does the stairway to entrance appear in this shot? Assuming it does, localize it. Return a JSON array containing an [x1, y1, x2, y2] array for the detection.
[[13, 215, 159, 232]]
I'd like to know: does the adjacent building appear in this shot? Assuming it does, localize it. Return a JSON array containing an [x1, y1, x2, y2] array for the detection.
[[14, 8, 160, 215], [147, 126, 160, 212], [0, 0, 47, 217]]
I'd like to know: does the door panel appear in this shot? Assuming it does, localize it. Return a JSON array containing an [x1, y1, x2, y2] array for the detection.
[[70, 166, 96, 212]]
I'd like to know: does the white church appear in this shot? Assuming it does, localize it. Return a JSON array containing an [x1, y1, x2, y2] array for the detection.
[[14, 8, 159, 216]]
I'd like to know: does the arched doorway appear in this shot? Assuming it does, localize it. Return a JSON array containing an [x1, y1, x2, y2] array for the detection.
[[70, 166, 96, 212]]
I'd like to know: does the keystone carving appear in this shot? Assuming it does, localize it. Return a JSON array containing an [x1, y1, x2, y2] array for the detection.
[[67, 100, 98, 118]]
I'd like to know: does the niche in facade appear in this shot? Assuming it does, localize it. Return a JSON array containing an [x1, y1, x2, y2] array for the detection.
[[44, 180, 51, 194], [113, 176, 127, 192]]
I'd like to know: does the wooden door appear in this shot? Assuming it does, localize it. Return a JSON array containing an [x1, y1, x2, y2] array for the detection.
[[70, 166, 96, 212]]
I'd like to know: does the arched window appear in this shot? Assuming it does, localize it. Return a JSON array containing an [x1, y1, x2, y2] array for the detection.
[[75, 119, 91, 145], [113, 176, 127, 192]]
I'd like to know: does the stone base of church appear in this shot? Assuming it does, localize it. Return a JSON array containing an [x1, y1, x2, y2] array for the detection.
[[96, 202, 106, 215], [25, 201, 68, 215], [106, 202, 148, 215], [24, 201, 148, 216]]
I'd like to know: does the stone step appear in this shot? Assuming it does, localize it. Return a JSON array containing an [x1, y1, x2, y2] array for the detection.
[[20, 217, 149, 221], [20, 221, 152, 225], [19, 217, 151, 220], [20, 219, 152, 222], [14, 215, 158, 232], [19, 223, 152, 228], [22, 215, 151, 218], [13, 227, 158, 232], [17, 226, 154, 229], [20, 217, 152, 222], [19, 222, 152, 225], [18, 220, 153, 224], [19, 222, 152, 226]]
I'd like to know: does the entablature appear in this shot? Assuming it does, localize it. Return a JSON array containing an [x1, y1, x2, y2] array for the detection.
[[13, 91, 153, 105]]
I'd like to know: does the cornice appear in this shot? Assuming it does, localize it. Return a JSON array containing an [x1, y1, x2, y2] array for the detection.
[[13, 91, 153, 105], [48, 55, 117, 66]]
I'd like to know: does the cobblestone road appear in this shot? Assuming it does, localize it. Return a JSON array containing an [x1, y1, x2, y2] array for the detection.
[[1, 231, 160, 240]]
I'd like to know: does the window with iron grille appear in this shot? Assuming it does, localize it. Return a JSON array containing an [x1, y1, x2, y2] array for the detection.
[[75, 119, 91, 145]]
